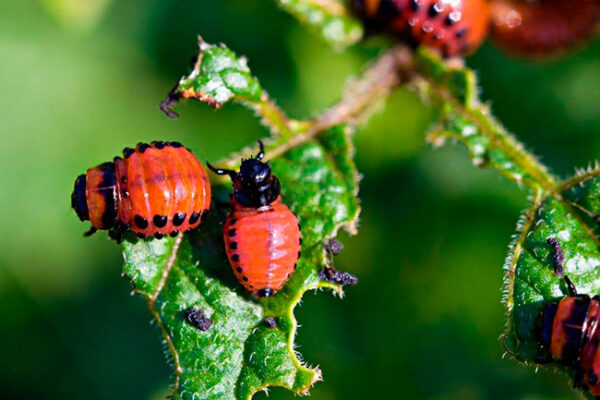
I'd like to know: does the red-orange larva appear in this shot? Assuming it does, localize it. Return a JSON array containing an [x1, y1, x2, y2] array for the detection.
[[207, 141, 301, 297], [71, 141, 211, 239], [536, 238, 600, 394], [353, 0, 490, 57], [490, 0, 600, 57]]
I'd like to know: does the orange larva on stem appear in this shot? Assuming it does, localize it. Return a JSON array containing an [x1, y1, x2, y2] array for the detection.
[[71, 141, 211, 239], [208, 141, 301, 298], [353, 0, 491, 57]]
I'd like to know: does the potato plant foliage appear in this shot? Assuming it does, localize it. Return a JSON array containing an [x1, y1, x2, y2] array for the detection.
[[417, 50, 600, 398], [124, 39, 359, 399], [108, 0, 600, 398]]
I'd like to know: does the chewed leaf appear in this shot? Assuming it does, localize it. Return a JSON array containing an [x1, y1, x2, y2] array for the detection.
[[159, 38, 263, 118], [160, 38, 293, 138], [414, 49, 556, 191], [120, 126, 360, 399], [276, 0, 363, 49], [503, 169, 600, 395]]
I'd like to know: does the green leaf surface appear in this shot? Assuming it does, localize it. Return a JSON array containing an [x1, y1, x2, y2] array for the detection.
[[275, 0, 363, 49], [169, 38, 263, 110], [121, 125, 360, 399], [414, 49, 556, 192], [503, 169, 600, 395], [161, 38, 293, 137]]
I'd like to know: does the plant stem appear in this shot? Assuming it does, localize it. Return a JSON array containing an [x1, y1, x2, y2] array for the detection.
[[212, 44, 413, 181], [558, 163, 600, 191], [427, 91, 558, 192], [250, 93, 296, 138], [413, 52, 558, 193], [218, 44, 559, 196]]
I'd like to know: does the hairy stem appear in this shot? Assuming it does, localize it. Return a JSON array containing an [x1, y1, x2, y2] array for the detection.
[[251, 93, 296, 138], [210, 44, 413, 181], [413, 51, 558, 193], [213, 44, 558, 195], [558, 163, 600, 191], [427, 86, 557, 191]]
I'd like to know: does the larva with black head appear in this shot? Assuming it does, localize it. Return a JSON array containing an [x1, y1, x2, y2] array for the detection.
[[207, 141, 301, 297]]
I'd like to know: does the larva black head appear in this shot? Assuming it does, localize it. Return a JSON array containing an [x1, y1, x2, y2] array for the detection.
[[71, 174, 89, 221], [207, 140, 281, 208]]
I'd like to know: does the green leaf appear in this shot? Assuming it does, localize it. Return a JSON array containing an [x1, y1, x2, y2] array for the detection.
[[161, 38, 263, 113], [503, 168, 600, 395], [410, 49, 600, 395], [275, 0, 363, 49], [160, 38, 293, 138], [121, 125, 360, 399], [414, 49, 557, 192]]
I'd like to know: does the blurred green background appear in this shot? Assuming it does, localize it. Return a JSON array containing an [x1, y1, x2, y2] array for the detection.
[[2, 0, 600, 398]]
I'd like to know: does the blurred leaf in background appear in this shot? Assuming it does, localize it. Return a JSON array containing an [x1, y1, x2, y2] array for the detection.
[[36, 0, 115, 31], [1, 0, 600, 399]]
